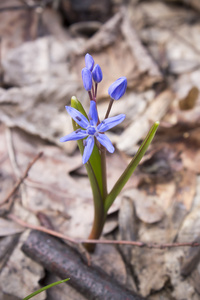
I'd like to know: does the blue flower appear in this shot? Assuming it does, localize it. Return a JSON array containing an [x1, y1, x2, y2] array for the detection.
[[60, 101, 125, 164], [92, 64, 103, 83], [85, 53, 94, 71], [82, 67, 92, 91], [108, 77, 127, 100]]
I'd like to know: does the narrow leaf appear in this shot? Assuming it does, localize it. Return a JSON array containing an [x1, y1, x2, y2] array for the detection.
[[23, 278, 70, 300], [104, 122, 159, 213], [71, 97, 105, 235], [71, 96, 104, 199]]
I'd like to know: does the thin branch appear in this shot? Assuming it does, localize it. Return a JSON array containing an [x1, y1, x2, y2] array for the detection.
[[0, 152, 43, 206], [8, 214, 200, 249], [8, 213, 76, 243]]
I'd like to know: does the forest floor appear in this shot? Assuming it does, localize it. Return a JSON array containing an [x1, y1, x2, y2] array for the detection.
[[1, 0, 200, 299]]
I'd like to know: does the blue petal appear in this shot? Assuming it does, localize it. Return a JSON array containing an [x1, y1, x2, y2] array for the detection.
[[89, 100, 98, 126], [85, 53, 94, 71], [82, 136, 95, 164], [97, 114, 125, 132], [82, 67, 92, 91], [108, 77, 127, 100], [92, 64, 103, 83], [60, 130, 88, 142], [65, 106, 89, 128], [96, 133, 115, 153]]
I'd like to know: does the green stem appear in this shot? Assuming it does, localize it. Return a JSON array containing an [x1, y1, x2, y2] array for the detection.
[[100, 145, 108, 201], [84, 161, 105, 252], [71, 97, 104, 198]]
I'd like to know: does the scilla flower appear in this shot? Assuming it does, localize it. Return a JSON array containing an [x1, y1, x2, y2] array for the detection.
[[108, 77, 127, 100], [92, 64, 103, 83], [82, 67, 92, 91], [85, 53, 94, 71], [60, 101, 125, 164]]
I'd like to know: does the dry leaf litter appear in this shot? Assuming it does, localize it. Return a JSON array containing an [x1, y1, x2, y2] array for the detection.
[[1, 0, 200, 299]]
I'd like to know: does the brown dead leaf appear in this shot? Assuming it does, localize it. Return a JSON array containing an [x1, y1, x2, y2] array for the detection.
[[0, 0, 39, 59], [179, 86, 199, 110], [134, 143, 196, 212], [119, 196, 137, 241], [0, 79, 79, 154], [74, 8, 163, 97], [131, 247, 167, 297], [91, 243, 127, 286], [0, 230, 45, 300], [0, 235, 19, 272], [124, 189, 165, 224], [0, 218, 24, 237], [178, 209, 200, 244], [118, 90, 174, 154], [174, 170, 196, 211], [154, 124, 200, 174], [121, 8, 162, 85], [76, 11, 123, 54], [134, 1, 200, 79], [9, 127, 94, 238]]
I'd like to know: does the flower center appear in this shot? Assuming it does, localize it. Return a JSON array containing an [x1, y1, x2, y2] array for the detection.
[[87, 126, 96, 135]]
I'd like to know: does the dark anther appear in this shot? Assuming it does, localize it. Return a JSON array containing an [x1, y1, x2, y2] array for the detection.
[[76, 116, 82, 121]]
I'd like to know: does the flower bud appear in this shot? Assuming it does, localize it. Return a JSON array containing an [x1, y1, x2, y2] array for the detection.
[[108, 77, 127, 100], [85, 53, 94, 71], [82, 67, 92, 91], [92, 64, 103, 83]]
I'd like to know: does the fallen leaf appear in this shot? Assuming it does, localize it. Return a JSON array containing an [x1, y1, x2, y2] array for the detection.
[[0, 230, 45, 300], [179, 86, 199, 110], [125, 189, 165, 224], [0, 218, 24, 237]]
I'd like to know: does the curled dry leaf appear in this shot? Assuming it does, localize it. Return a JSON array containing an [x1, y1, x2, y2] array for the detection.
[[117, 90, 174, 154], [0, 231, 45, 300], [178, 86, 199, 110], [91, 243, 127, 286], [124, 189, 165, 224], [0, 218, 24, 237]]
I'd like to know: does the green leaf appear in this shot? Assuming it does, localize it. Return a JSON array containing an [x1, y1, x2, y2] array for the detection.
[[70, 96, 105, 238], [23, 278, 70, 300], [104, 121, 159, 213], [71, 96, 104, 199]]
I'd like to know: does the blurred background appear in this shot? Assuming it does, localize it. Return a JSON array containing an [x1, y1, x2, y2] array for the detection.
[[1, 0, 200, 299]]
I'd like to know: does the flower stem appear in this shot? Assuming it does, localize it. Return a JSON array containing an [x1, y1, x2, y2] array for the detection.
[[100, 145, 108, 201], [88, 91, 93, 101], [92, 85, 95, 99], [95, 83, 98, 98], [105, 98, 114, 119], [84, 161, 105, 252]]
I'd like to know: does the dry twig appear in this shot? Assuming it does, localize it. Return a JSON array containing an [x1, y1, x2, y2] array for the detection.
[[8, 213, 200, 249], [0, 152, 43, 207]]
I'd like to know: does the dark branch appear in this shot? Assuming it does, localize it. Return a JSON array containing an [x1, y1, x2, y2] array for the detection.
[[22, 230, 145, 300]]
